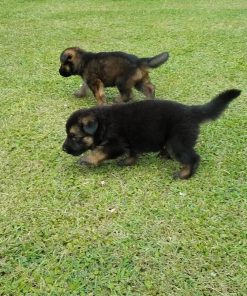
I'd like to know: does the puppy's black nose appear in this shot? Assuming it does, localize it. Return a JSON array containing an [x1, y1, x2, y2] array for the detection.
[[59, 67, 71, 77]]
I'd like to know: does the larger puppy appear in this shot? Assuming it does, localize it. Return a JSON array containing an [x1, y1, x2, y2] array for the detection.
[[62, 89, 241, 179], [59, 47, 169, 104]]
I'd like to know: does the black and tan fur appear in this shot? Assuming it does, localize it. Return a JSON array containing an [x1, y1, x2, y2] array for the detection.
[[62, 89, 241, 179], [59, 47, 169, 104]]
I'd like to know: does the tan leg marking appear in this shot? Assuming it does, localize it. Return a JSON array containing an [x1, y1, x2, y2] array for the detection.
[[140, 78, 155, 99], [175, 164, 192, 179], [80, 148, 107, 166], [90, 79, 106, 105]]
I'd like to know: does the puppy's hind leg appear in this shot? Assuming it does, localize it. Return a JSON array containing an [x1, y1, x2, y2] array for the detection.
[[116, 80, 133, 103], [74, 82, 91, 98], [135, 76, 155, 99], [167, 140, 200, 179]]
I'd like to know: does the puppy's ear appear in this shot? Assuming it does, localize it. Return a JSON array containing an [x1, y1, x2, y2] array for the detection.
[[84, 121, 98, 135], [80, 115, 98, 135], [61, 50, 74, 63], [67, 54, 73, 62], [61, 53, 70, 63]]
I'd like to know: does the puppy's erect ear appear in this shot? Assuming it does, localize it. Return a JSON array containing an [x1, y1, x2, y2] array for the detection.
[[61, 52, 72, 63], [80, 115, 98, 135], [67, 54, 73, 61], [84, 121, 98, 135]]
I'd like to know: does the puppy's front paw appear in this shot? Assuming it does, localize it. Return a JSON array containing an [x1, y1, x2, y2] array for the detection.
[[114, 95, 132, 103], [79, 150, 106, 166], [78, 156, 97, 167], [172, 170, 191, 180], [74, 90, 85, 98]]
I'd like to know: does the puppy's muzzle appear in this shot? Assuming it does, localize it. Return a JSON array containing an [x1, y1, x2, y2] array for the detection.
[[62, 143, 74, 154], [62, 143, 84, 156], [62, 144, 69, 153], [59, 66, 72, 77]]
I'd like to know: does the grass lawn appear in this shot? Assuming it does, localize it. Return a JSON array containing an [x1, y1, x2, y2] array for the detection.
[[0, 0, 247, 295]]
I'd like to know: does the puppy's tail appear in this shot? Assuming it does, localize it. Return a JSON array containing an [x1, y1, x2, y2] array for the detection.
[[139, 52, 169, 68], [191, 89, 241, 123]]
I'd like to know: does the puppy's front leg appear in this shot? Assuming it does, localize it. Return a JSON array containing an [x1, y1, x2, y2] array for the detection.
[[74, 82, 91, 98], [79, 147, 108, 166], [79, 141, 126, 166], [88, 79, 106, 105]]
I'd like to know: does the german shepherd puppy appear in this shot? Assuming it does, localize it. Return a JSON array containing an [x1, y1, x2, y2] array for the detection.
[[59, 47, 169, 104], [62, 89, 241, 179]]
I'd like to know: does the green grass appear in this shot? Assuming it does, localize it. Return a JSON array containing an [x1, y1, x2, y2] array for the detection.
[[0, 0, 247, 295]]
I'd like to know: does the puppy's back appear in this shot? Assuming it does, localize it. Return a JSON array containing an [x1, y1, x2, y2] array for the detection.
[[108, 100, 189, 127], [101, 100, 190, 152]]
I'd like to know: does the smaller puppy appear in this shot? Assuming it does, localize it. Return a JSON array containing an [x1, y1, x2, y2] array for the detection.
[[62, 89, 241, 179], [59, 47, 169, 104]]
